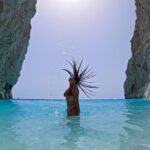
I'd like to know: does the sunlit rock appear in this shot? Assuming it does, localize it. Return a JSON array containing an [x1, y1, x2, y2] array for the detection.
[[125, 0, 150, 99], [0, 0, 37, 99]]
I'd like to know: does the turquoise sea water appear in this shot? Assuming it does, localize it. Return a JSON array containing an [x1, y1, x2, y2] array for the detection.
[[0, 99, 150, 150]]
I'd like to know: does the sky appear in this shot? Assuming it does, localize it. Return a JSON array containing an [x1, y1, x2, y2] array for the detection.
[[13, 0, 136, 99]]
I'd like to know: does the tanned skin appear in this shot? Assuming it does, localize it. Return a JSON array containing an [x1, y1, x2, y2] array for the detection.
[[64, 77, 80, 116], [63, 59, 98, 116]]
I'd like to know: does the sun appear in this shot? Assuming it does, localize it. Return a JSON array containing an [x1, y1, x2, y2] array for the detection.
[[49, 0, 86, 10], [45, 0, 90, 19], [53, 0, 84, 5], [57, 0, 81, 4], [43, 0, 105, 13], [41, 0, 105, 26]]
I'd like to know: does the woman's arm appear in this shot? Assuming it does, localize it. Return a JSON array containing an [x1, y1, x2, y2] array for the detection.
[[64, 89, 68, 97], [72, 86, 79, 101], [64, 88, 72, 97]]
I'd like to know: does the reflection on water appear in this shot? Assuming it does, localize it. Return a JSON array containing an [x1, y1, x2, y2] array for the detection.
[[62, 117, 82, 150], [120, 100, 150, 150], [0, 101, 27, 149], [1, 100, 150, 150], [62, 116, 103, 150]]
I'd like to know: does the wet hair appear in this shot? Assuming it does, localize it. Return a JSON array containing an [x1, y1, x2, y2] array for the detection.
[[63, 58, 98, 97]]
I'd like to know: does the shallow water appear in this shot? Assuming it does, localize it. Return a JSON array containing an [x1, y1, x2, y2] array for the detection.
[[0, 99, 150, 150]]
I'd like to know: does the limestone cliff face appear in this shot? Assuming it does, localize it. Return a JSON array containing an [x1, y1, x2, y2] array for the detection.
[[125, 0, 150, 99], [0, 0, 36, 99]]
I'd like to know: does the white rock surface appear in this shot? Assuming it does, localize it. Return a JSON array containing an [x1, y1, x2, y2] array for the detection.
[[0, 0, 36, 99], [125, 0, 150, 99]]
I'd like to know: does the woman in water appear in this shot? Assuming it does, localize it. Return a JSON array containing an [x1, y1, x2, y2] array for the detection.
[[63, 59, 97, 116]]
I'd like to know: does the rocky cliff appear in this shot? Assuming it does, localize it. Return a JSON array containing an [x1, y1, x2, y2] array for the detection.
[[0, 0, 36, 99], [125, 0, 150, 99]]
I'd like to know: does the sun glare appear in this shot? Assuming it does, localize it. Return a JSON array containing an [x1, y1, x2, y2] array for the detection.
[[48, 0, 89, 11], [57, 0, 82, 4], [40, 0, 105, 27]]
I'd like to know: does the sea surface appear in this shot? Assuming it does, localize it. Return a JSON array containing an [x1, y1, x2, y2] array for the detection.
[[0, 99, 150, 150]]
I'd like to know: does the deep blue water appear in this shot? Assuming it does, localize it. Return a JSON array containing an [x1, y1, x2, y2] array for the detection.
[[0, 99, 150, 150]]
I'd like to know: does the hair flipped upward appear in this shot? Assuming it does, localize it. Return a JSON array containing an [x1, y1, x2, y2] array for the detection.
[[63, 58, 98, 97]]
